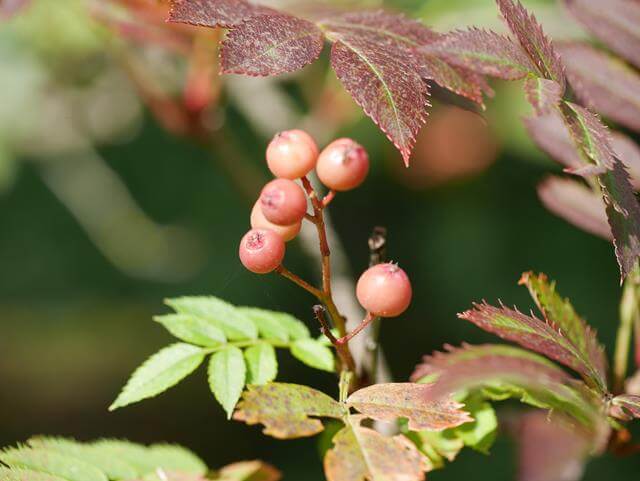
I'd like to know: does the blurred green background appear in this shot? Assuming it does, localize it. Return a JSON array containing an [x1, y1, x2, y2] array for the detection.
[[1, 0, 639, 480]]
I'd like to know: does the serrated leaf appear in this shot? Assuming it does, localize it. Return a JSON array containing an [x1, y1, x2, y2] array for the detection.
[[420, 58, 490, 106], [459, 302, 607, 392], [559, 42, 640, 132], [610, 394, 640, 420], [0, 448, 107, 481], [237, 307, 309, 342], [496, 0, 566, 88], [244, 343, 278, 385], [537, 176, 611, 240], [524, 78, 562, 115], [154, 313, 226, 347], [217, 460, 281, 481], [0, 468, 66, 481], [167, 297, 257, 341], [412, 344, 600, 427], [143, 472, 207, 481], [168, 0, 277, 29], [346, 383, 472, 432], [423, 28, 536, 80], [110, 343, 205, 410], [221, 14, 324, 76], [324, 416, 431, 481], [290, 339, 335, 372], [449, 395, 497, 454], [563, 0, 640, 69], [26, 437, 137, 480], [147, 444, 208, 476], [233, 383, 343, 439], [208, 347, 246, 419]]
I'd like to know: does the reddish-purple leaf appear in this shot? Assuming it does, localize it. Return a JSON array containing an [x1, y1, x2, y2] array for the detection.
[[421, 58, 492, 106], [559, 42, 640, 132], [610, 394, 640, 420], [613, 134, 640, 190], [496, 0, 566, 88], [346, 383, 472, 432], [168, 0, 277, 28], [423, 28, 536, 80], [599, 159, 640, 279], [459, 302, 608, 392], [0, 0, 30, 19], [563, 0, 640, 69], [220, 14, 324, 76], [330, 36, 429, 166], [537, 176, 612, 240], [515, 411, 591, 481], [524, 78, 563, 115], [519, 271, 608, 387]]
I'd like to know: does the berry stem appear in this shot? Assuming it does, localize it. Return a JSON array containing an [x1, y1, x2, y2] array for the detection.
[[614, 265, 640, 393], [337, 312, 376, 345], [322, 190, 337, 208], [314, 305, 356, 373], [275, 265, 323, 299]]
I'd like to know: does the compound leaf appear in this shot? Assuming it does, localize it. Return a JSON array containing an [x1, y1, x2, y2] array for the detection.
[[0, 468, 66, 481], [217, 460, 281, 481], [237, 307, 309, 342], [290, 339, 335, 372], [346, 383, 472, 432], [244, 343, 278, 385], [168, 0, 277, 29], [153, 313, 226, 347], [233, 383, 343, 439], [110, 343, 205, 410], [524, 78, 562, 115], [0, 447, 107, 481], [208, 346, 246, 419]]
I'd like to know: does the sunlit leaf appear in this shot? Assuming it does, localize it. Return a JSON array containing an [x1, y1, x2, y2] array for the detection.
[[0, 468, 65, 481], [233, 383, 344, 439], [459, 302, 607, 392], [346, 383, 472, 432], [217, 460, 281, 481], [324, 416, 431, 481], [110, 343, 205, 410], [153, 313, 226, 347], [523, 78, 562, 115], [244, 343, 278, 385], [221, 14, 324, 76], [146, 444, 208, 475], [423, 28, 536, 80], [496, 0, 566, 88], [537, 176, 611, 240], [168, 0, 277, 29], [610, 394, 640, 420], [518, 271, 608, 388], [559, 42, 640, 132], [290, 338, 335, 372], [237, 307, 310, 342], [563, 0, 640, 69], [0, 447, 107, 481], [208, 346, 247, 419]]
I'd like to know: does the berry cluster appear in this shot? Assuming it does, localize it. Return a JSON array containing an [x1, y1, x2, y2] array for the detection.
[[239, 129, 411, 349]]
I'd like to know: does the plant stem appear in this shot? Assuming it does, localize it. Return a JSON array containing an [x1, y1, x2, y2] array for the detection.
[[337, 313, 376, 345], [614, 266, 640, 393], [314, 305, 356, 373], [275, 265, 324, 299]]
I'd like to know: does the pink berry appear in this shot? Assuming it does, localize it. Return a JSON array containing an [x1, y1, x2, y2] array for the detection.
[[316, 138, 369, 191], [250, 201, 301, 242], [356, 263, 412, 317], [259, 179, 307, 226], [266, 129, 319, 179], [239, 229, 285, 274]]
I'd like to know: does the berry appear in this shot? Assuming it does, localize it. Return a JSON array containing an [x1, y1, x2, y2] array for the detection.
[[250, 201, 301, 242], [356, 263, 412, 317], [316, 138, 369, 191], [259, 179, 307, 226], [239, 228, 285, 274], [266, 129, 319, 179]]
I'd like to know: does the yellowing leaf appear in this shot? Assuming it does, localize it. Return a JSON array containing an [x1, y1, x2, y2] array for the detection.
[[217, 460, 281, 481]]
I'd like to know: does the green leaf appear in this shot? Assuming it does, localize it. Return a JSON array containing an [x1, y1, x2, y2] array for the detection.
[[153, 313, 226, 346], [84, 440, 154, 476], [408, 430, 464, 469], [244, 343, 278, 385], [449, 395, 497, 454], [237, 307, 309, 342], [217, 460, 281, 481], [208, 347, 246, 419], [167, 297, 257, 341], [290, 339, 335, 372], [147, 444, 208, 475], [0, 468, 67, 481], [27, 437, 137, 480], [0, 448, 107, 481], [233, 383, 344, 439], [110, 343, 205, 410]]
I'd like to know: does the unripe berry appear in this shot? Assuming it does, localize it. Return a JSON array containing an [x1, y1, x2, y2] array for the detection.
[[239, 228, 285, 274], [356, 263, 412, 317], [316, 138, 369, 191], [266, 129, 319, 179], [250, 201, 301, 242], [259, 179, 307, 226]]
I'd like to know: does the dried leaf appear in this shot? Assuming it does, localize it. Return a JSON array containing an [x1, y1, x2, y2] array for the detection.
[[168, 0, 277, 29], [515, 411, 591, 481], [346, 383, 472, 432], [519, 271, 608, 387], [220, 14, 324, 76], [459, 302, 607, 392], [497, 0, 566, 88], [233, 383, 344, 439], [423, 28, 536, 80], [524, 78, 563, 115], [559, 42, 640, 132], [324, 416, 431, 481], [537, 176, 611, 240], [217, 460, 281, 481], [610, 394, 640, 420], [563, 0, 640, 69]]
